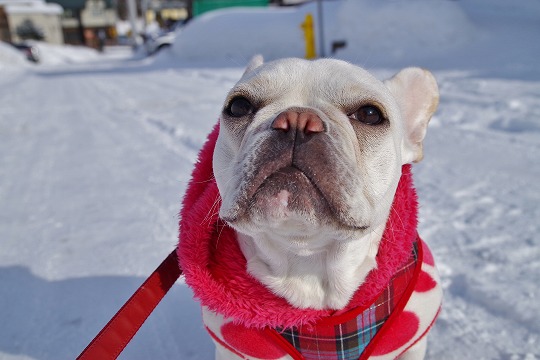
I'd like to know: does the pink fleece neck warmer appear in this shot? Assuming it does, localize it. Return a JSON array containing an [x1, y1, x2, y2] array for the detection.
[[177, 123, 419, 329]]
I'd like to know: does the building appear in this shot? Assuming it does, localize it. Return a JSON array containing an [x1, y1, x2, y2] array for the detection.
[[46, 0, 116, 46], [0, 0, 64, 44], [143, 0, 188, 30]]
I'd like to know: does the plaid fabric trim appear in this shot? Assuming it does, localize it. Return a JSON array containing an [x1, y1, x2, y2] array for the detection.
[[276, 242, 419, 360]]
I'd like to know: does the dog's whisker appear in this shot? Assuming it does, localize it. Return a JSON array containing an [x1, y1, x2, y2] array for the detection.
[[190, 161, 238, 186], [214, 219, 228, 250], [201, 194, 222, 225]]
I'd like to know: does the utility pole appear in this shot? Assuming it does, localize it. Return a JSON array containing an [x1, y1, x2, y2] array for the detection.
[[141, 0, 148, 35], [127, 0, 138, 47], [316, 0, 325, 58]]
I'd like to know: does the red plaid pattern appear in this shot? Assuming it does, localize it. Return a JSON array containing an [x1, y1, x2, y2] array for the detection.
[[276, 242, 419, 360]]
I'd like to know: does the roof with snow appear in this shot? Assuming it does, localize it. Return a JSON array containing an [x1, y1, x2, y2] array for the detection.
[[0, 0, 63, 14]]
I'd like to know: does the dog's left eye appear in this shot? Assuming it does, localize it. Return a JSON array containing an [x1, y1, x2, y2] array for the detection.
[[349, 105, 384, 125], [226, 97, 255, 117]]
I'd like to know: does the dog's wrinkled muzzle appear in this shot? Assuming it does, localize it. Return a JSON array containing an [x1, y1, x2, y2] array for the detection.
[[221, 109, 370, 231]]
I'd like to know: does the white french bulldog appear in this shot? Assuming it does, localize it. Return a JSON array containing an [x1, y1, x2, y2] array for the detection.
[[202, 56, 440, 359]]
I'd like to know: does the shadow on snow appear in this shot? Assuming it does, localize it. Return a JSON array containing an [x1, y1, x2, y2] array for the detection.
[[0, 265, 213, 360]]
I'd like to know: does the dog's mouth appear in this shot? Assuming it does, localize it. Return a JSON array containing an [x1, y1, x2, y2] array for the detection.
[[222, 165, 368, 232], [251, 165, 329, 212]]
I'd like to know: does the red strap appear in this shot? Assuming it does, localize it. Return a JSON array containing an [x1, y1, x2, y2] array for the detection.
[[77, 250, 182, 360]]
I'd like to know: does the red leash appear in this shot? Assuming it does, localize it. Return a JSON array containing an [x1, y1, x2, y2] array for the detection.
[[77, 250, 182, 360]]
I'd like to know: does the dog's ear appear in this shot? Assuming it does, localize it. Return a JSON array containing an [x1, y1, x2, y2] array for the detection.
[[385, 68, 439, 163], [243, 55, 264, 76]]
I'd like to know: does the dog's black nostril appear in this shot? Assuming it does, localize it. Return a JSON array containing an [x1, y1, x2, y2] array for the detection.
[[302, 115, 324, 134], [272, 112, 293, 132]]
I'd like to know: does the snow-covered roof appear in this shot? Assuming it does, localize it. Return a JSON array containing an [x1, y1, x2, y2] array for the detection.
[[0, 0, 63, 15]]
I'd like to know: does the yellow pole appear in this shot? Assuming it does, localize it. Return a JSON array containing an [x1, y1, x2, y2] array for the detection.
[[301, 13, 316, 59]]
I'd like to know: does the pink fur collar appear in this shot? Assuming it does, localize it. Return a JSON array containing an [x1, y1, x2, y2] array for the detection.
[[177, 123, 419, 329]]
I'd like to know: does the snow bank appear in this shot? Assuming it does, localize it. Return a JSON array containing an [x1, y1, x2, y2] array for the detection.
[[1, 41, 105, 69], [171, 6, 310, 64], [31, 42, 101, 66], [167, 0, 539, 77], [334, 0, 475, 66], [170, 0, 475, 66], [460, 0, 540, 20], [0, 41, 29, 71]]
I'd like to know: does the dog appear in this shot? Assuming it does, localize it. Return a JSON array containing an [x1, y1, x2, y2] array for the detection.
[[178, 56, 442, 360]]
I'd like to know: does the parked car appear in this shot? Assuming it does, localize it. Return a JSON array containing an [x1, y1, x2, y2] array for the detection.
[[10, 42, 40, 63], [145, 20, 185, 55], [145, 31, 176, 55]]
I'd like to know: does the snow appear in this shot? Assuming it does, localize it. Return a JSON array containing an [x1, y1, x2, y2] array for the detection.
[[171, 0, 475, 65], [1, 0, 63, 15], [0, 42, 29, 70], [0, 0, 539, 359], [170, 6, 310, 63], [30, 42, 102, 66]]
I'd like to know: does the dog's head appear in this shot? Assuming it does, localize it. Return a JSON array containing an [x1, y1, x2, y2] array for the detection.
[[213, 57, 438, 253]]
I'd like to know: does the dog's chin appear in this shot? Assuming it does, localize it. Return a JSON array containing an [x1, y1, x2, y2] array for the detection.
[[221, 167, 368, 237], [252, 166, 330, 218]]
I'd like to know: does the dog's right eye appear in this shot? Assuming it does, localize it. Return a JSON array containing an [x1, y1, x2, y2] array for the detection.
[[349, 105, 384, 125], [226, 97, 254, 117]]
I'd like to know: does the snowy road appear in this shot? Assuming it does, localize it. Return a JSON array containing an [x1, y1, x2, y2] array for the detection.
[[1, 54, 539, 359], [0, 61, 232, 359]]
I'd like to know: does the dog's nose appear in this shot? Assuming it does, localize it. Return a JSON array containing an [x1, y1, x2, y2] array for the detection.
[[272, 111, 324, 135]]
